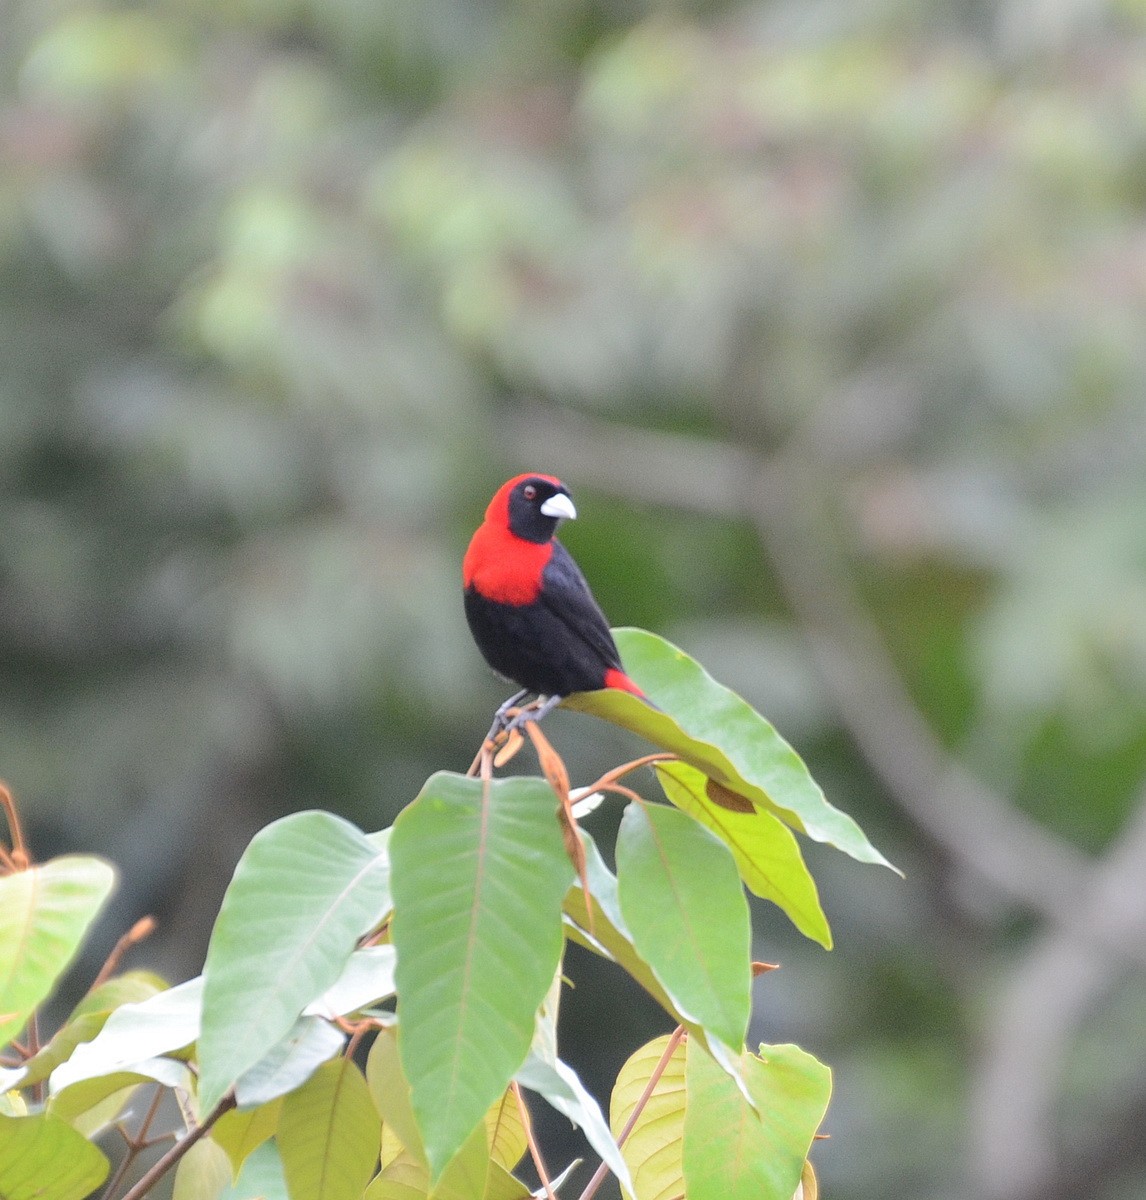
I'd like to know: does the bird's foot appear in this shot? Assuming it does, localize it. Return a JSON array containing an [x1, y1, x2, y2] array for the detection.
[[502, 694, 563, 736]]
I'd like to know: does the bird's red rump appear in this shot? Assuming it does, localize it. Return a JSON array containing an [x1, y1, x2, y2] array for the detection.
[[463, 521, 553, 605], [603, 667, 646, 698]]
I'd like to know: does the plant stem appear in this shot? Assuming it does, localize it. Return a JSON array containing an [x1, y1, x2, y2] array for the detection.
[[102, 1085, 165, 1200], [116, 1093, 236, 1200], [577, 1026, 686, 1200], [91, 917, 157, 992], [0, 782, 28, 868], [513, 1080, 557, 1200]]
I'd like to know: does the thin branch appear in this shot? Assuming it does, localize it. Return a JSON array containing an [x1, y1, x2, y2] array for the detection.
[[578, 1026, 686, 1200], [0, 783, 29, 870], [512, 1081, 557, 1200], [587, 754, 680, 794], [90, 917, 157, 992], [101, 1085, 165, 1200], [117, 1094, 236, 1200]]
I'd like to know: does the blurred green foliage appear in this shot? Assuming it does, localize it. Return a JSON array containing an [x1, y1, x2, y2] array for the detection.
[[3, 0, 1146, 1196]]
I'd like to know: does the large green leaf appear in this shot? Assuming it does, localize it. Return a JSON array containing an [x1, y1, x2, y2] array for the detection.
[[0, 1112, 109, 1200], [199, 811, 391, 1112], [562, 833, 749, 1100], [682, 1038, 831, 1200], [279, 1057, 381, 1200], [562, 833, 680, 1021], [609, 1034, 687, 1200], [616, 802, 751, 1054], [655, 761, 831, 948], [390, 772, 570, 1181], [0, 856, 116, 1050], [565, 629, 893, 869]]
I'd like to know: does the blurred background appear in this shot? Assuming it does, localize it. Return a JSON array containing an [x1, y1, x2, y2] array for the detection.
[[3, 0, 1146, 1195]]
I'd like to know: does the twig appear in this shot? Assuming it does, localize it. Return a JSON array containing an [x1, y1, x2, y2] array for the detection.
[[90, 917, 157, 992], [0, 783, 29, 871], [577, 1026, 686, 1200], [512, 1080, 557, 1200], [587, 754, 679, 794], [117, 1093, 236, 1200], [101, 1085, 165, 1200]]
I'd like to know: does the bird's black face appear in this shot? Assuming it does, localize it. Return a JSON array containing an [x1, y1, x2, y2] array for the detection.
[[506, 477, 577, 543]]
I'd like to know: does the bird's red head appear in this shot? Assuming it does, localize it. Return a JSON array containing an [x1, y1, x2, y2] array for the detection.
[[485, 474, 577, 544]]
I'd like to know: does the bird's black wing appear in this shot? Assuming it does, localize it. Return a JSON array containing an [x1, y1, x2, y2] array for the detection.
[[538, 540, 624, 675]]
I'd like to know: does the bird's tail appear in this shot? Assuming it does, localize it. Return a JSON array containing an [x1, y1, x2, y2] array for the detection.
[[604, 668, 662, 710]]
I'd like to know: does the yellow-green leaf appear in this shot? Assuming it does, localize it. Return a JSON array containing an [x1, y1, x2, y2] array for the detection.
[[656, 761, 831, 948], [609, 1034, 686, 1200], [0, 1112, 109, 1200], [279, 1058, 381, 1200], [212, 1098, 282, 1178], [173, 1137, 232, 1200], [484, 1088, 527, 1172]]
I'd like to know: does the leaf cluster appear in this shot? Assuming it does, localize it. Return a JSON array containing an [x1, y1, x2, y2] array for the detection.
[[0, 631, 888, 1199]]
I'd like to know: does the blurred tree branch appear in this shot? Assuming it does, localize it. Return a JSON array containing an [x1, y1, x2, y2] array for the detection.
[[971, 790, 1146, 1200]]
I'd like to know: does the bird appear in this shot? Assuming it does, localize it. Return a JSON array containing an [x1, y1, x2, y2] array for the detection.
[[463, 473, 648, 732]]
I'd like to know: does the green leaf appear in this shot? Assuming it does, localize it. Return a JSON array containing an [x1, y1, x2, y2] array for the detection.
[[48, 977, 201, 1093], [562, 833, 687, 1022], [173, 1137, 232, 1200], [682, 1038, 831, 1200], [565, 629, 893, 869], [303, 945, 396, 1019], [562, 834, 749, 1100], [212, 1098, 282, 1178], [234, 1015, 346, 1107], [220, 1140, 289, 1200], [515, 1052, 634, 1197], [199, 811, 391, 1112], [279, 1057, 381, 1200], [0, 1112, 109, 1200], [616, 803, 751, 1054], [390, 772, 571, 1181], [0, 856, 116, 1050], [610, 1034, 686, 1200], [16, 971, 170, 1088], [655, 761, 831, 948]]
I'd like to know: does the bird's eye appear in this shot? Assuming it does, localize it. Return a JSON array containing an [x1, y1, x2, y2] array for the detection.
[[523, 485, 537, 499]]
